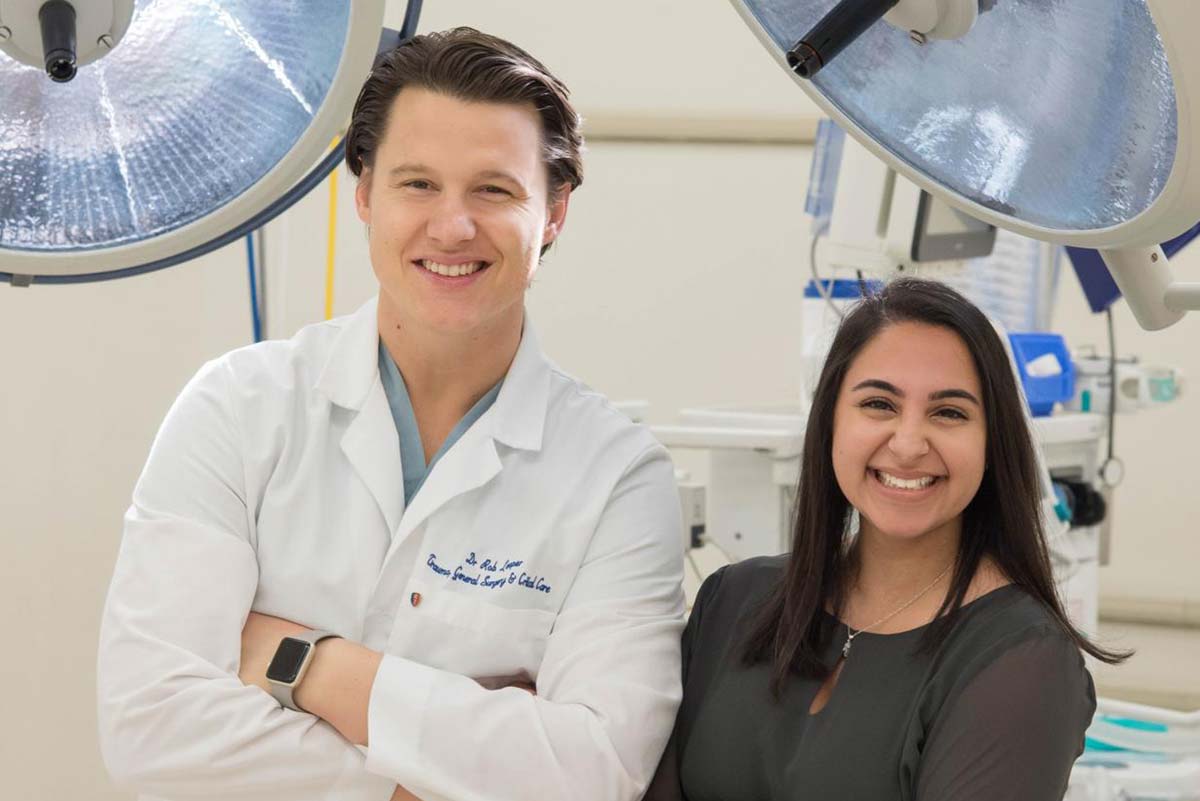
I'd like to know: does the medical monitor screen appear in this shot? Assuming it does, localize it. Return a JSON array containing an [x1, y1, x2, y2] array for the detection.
[[912, 191, 997, 262]]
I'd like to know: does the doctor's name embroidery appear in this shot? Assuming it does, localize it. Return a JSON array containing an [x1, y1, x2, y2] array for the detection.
[[426, 551, 552, 594]]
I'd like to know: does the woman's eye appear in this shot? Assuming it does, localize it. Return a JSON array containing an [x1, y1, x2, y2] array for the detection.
[[860, 398, 894, 412], [935, 407, 968, 421]]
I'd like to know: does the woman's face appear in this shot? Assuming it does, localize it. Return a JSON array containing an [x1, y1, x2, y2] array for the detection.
[[831, 321, 987, 546]]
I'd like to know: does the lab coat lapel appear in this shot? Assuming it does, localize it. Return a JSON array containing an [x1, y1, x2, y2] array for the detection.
[[387, 321, 552, 555], [341, 382, 405, 537], [388, 428, 502, 556], [315, 298, 405, 537]]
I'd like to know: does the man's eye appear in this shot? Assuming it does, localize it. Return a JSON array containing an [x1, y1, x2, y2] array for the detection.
[[480, 185, 511, 196], [403, 180, 433, 190]]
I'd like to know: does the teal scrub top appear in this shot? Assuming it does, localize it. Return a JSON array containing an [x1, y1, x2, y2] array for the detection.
[[378, 341, 503, 506]]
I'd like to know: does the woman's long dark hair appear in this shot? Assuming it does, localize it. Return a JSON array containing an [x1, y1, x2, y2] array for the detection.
[[742, 278, 1128, 695]]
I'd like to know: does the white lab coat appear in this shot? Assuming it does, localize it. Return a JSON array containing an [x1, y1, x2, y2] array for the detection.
[[97, 298, 686, 801]]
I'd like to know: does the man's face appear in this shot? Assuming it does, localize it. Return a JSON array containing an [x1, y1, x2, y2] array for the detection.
[[355, 88, 568, 339]]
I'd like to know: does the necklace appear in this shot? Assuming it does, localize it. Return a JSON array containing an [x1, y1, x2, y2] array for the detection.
[[841, 563, 953, 659]]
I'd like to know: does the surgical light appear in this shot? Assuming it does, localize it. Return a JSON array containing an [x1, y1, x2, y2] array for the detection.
[[0, 1, 420, 285], [731, 0, 1200, 330]]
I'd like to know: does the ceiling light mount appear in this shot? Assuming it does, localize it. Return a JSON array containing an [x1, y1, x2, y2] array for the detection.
[[0, 0, 134, 79]]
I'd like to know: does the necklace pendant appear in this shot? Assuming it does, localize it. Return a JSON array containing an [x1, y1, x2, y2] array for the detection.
[[842, 638, 852, 658]]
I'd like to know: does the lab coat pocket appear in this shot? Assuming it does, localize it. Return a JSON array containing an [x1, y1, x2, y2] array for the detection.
[[392, 590, 555, 682]]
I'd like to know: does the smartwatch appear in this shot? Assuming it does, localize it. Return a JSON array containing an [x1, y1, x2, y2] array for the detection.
[[266, 629, 340, 711]]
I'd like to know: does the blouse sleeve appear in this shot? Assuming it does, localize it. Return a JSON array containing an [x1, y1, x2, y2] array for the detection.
[[641, 566, 729, 801], [914, 631, 1096, 801]]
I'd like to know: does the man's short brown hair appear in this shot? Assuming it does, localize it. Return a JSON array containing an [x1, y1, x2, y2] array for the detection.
[[344, 27, 584, 197]]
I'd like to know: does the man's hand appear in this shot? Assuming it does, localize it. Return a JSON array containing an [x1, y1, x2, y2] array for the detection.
[[238, 611, 308, 693], [240, 613, 534, 801], [241, 614, 418, 798], [238, 609, 382, 746]]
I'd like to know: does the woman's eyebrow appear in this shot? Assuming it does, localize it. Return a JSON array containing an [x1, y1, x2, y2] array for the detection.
[[851, 380, 980, 406], [851, 379, 902, 395], [929, 388, 981, 406]]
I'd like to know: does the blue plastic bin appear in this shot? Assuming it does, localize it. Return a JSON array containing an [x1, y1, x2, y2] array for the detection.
[[1008, 332, 1076, 417], [803, 278, 883, 299]]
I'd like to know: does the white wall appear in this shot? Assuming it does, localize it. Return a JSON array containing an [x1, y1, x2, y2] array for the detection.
[[2, 1, 1197, 798], [406, 0, 821, 139], [1, 252, 254, 801], [1051, 260, 1200, 608]]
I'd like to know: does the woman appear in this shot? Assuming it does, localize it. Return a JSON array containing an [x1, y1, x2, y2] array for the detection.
[[647, 278, 1125, 800]]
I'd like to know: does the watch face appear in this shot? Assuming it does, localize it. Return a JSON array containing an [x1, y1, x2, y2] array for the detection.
[[266, 637, 312, 684]]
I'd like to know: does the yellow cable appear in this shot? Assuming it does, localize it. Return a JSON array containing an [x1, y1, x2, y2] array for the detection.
[[324, 137, 340, 320]]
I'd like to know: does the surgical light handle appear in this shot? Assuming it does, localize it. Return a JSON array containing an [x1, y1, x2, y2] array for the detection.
[[787, 0, 900, 79], [1098, 246, 1200, 329]]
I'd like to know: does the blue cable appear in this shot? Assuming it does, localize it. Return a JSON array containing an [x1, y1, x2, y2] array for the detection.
[[246, 232, 262, 343]]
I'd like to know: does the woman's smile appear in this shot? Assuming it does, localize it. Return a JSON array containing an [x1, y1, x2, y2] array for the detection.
[[869, 467, 944, 495]]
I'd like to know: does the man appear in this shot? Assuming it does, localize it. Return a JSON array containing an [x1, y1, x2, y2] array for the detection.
[[98, 28, 685, 801]]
